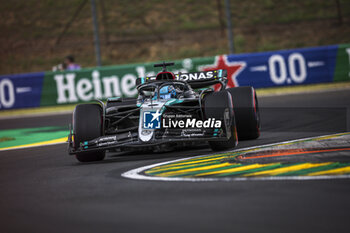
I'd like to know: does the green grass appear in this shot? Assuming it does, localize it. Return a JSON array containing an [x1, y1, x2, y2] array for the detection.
[[0, 127, 68, 149], [0, 0, 349, 74]]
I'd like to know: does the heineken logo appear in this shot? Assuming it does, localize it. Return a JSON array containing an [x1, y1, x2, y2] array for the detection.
[[54, 70, 138, 103], [52, 58, 227, 104]]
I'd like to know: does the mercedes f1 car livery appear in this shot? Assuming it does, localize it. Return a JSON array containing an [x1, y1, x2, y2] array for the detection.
[[68, 62, 260, 162]]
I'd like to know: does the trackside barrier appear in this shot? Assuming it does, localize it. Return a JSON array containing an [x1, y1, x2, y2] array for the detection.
[[0, 72, 45, 110], [0, 44, 349, 110]]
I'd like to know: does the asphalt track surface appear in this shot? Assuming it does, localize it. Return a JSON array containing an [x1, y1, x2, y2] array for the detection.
[[1, 89, 350, 233]]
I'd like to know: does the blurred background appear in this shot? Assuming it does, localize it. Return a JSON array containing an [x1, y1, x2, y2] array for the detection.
[[0, 0, 349, 75]]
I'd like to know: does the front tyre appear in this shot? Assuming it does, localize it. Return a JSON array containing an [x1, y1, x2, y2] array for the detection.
[[204, 91, 238, 151], [73, 104, 105, 162]]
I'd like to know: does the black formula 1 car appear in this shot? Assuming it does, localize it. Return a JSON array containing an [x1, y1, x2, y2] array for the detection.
[[68, 62, 260, 162]]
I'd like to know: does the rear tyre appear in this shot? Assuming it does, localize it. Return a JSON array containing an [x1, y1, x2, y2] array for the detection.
[[204, 91, 238, 151], [73, 104, 105, 162], [226, 86, 260, 140]]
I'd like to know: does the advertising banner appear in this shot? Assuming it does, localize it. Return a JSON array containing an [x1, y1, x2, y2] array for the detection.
[[0, 72, 44, 110], [41, 58, 216, 106], [1, 44, 349, 110], [219, 45, 338, 88], [334, 43, 350, 82]]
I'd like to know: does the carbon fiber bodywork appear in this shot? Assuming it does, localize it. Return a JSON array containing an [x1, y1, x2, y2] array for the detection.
[[68, 68, 232, 154], [68, 98, 231, 154]]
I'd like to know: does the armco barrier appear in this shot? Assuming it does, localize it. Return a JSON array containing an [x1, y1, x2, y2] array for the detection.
[[0, 44, 349, 110]]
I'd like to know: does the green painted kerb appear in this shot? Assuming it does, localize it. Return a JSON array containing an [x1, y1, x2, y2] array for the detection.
[[142, 132, 350, 179], [0, 127, 68, 149]]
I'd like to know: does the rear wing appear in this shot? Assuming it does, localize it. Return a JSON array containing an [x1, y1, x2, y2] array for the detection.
[[136, 69, 227, 89]]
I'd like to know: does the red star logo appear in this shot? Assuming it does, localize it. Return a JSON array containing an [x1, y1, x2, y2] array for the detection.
[[199, 55, 246, 89]]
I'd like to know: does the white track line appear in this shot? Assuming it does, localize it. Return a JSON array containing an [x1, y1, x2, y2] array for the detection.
[[0, 140, 67, 152]]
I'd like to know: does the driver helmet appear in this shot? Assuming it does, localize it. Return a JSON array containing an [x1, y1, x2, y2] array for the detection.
[[159, 85, 176, 99]]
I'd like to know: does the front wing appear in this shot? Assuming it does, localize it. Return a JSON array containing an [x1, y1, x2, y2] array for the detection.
[[68, 127, 229, 154]]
